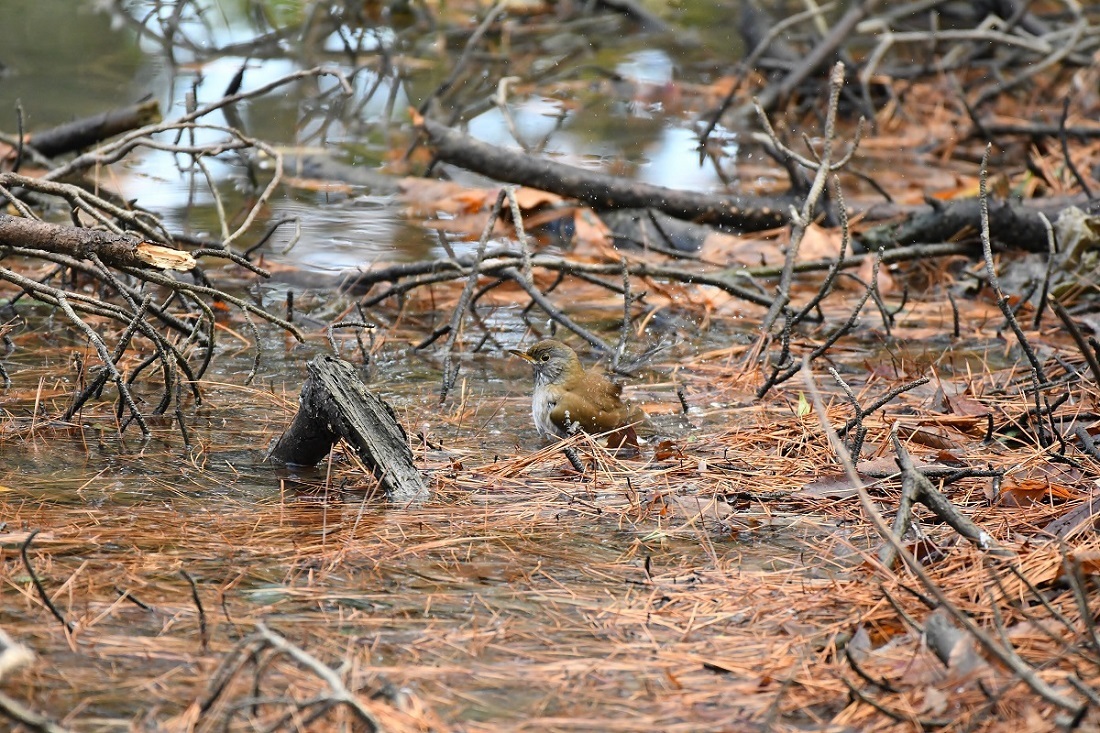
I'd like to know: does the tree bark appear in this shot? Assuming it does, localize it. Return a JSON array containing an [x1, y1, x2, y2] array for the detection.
[[0, 214, 194, 271]]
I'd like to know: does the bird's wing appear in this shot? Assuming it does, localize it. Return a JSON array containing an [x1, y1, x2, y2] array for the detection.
[[548, 372, 642, 434]]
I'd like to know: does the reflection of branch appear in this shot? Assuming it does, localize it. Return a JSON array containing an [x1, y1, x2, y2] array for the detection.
[[47, 67, 350, 181], [418, 1, 507, 116], [439, 190, 505, 404]]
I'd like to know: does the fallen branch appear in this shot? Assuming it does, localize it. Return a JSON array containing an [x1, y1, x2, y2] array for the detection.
[[801, 360, 1083, 715], [416, 116, 796, 231], [254, 623, 382, 732], [890, 431, 1011, 558], [0, 213, 194, 272], [22, 99, 162, 158]]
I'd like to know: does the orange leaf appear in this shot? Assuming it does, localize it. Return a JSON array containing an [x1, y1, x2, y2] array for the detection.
[[998, 479, 1086, 507], [1071, 550, 1100, 575]]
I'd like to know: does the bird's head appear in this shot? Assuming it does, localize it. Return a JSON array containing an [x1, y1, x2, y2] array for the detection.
[[508, 339, 583, 387]]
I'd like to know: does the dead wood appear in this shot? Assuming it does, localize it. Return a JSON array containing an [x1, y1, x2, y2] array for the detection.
[[893, 435, 1009, 557], [269, 356, 429, 503], [601, 208, 707, 256], [416, 116, 796, 232], [861, 196, 1084, 252], [253, 623, 383, 732], [0, 68, 345, 439], [347, 248, 786, 313], [0, 213, 194, 272], [802, 362, 1084, 716], [21, 99, 162, 158]]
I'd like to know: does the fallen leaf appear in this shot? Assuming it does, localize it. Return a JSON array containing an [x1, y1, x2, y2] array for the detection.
[[654, 440, 684, 461], [998, 479, 1086, 507], [801, 471, 863, 499], [799, 223, 843, 261]]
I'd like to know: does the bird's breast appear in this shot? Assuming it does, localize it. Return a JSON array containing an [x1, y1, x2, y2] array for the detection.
[[531, 385, 567, 438]]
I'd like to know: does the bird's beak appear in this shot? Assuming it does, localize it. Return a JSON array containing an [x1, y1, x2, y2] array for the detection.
[[508, 348, 534, 363]]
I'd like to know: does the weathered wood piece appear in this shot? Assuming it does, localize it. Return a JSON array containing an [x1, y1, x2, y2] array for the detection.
[[269, 356, 429, 503]]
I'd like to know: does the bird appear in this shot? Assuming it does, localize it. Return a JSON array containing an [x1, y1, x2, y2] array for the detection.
[[509, 339, 648, 446]]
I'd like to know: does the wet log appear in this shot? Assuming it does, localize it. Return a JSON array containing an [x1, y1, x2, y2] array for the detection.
[[602, 208, 710, 255], [416, 117, 796, 232], [24, 99, 162, 158], [269, 356, 429, 503]]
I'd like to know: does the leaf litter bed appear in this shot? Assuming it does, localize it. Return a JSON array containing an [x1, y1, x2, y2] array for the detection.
[[3, 4, 1100, 730], [2, 275, 1100, 732]]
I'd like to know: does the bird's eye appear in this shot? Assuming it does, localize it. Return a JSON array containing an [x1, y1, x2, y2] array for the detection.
[[540, 353, 550, 362]]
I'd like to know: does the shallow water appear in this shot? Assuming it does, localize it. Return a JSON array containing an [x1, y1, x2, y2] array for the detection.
[[0, 0, 761, 272], [0, 3, 866, 728]]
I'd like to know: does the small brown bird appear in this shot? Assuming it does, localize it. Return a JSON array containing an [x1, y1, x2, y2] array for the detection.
[[509, 339, 648, 444]]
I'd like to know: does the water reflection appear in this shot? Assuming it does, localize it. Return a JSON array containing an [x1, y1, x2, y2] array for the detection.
[[0, 0, 750, 272]]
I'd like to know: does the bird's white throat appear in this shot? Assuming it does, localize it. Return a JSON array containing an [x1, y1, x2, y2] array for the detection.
[[530, 384, 569, 438]]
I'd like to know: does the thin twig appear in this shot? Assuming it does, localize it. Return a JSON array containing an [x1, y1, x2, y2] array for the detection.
[[180, 569, 209, 653], [20, 530, 73, 633], [439, 189, 506, 404]]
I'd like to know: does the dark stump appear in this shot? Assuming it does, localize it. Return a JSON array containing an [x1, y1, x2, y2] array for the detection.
[[268, 356, 429, 503]]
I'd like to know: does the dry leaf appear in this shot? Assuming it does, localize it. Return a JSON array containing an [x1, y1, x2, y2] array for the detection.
[[799, 223, 843, 261], [1071, 550, 1100, 575], [801, 471, 862, 499], [654, 440, 684, 461], [572, 208, 612, 249], [998, 479, 1086, 507]]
